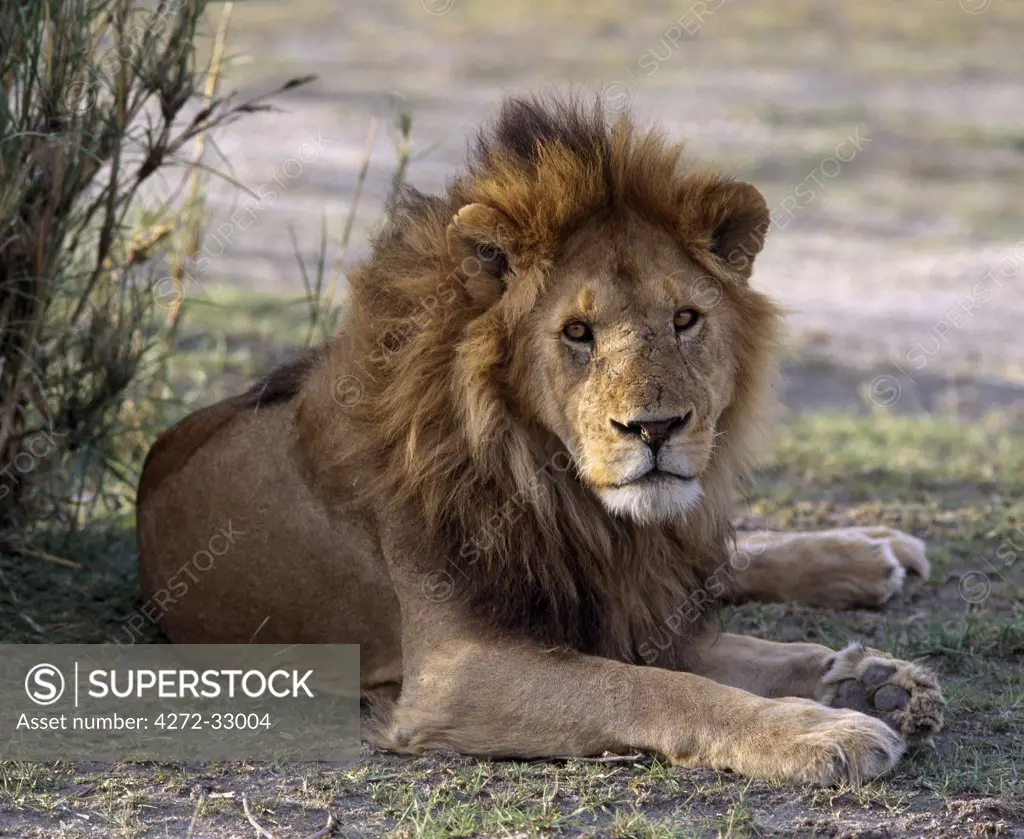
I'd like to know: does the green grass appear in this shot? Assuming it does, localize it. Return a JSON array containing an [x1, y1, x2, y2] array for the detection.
[[1, 295, 1022, 837], [164, 287, 339, 407]]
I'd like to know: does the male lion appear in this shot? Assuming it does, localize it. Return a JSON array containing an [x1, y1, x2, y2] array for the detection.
[[137, 95, 943, 784]]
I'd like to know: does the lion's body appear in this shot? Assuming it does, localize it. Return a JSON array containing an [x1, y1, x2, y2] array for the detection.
[[136, 382, 403, 690], [137, 96, 943, 783]]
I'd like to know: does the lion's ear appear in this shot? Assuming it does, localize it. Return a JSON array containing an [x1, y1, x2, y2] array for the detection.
[[445, 203, 516, 304], [687, 180, 770, 278]]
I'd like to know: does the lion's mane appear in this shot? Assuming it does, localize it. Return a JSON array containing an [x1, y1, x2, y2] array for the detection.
[[295, 95, 781, 669]]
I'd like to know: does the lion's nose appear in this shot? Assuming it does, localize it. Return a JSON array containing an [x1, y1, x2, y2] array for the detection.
[[611, 411, 692, 453]]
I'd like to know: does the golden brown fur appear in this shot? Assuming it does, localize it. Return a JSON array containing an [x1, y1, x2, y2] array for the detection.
[[137, 95, 942, 784]]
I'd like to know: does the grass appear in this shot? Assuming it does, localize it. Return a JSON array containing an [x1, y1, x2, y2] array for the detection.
[[0, 294, 1022, 837]]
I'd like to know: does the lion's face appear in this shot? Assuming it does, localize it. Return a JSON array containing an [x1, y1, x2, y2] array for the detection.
[[519, 214, 742, 524]]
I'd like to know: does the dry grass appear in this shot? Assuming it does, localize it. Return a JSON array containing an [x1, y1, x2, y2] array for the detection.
[[0, 0, 311, 542]]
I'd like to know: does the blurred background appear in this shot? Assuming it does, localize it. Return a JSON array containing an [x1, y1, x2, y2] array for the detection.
[[186, 0, 1024, 418]]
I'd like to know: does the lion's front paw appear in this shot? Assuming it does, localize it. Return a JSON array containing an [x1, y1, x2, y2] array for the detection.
[[820, 643, 945, 746], [744, 699, 905, 785]]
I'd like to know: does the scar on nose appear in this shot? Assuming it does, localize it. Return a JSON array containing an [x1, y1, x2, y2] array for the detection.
[[576, 288, 595, 315]]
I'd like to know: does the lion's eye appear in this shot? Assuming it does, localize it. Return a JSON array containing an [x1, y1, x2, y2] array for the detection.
[[563, 321, 593, 343], [674, 309, 701, 332]]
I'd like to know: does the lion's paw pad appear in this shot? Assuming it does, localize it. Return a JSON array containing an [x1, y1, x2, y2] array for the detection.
[[822, 643, 945, 746]]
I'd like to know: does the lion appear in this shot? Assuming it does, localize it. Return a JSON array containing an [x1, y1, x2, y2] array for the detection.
[[136, 95, 943, 785]]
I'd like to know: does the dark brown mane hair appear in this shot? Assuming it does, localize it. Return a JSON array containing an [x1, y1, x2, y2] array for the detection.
[[239, 347, 325, 410], [295, 94, 781, 668]]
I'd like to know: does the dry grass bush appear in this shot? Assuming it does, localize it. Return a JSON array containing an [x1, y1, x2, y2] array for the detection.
[[0, 0, 310, 543]]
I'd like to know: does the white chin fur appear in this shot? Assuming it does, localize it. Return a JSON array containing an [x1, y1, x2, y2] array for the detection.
[[597, 479, 703, 524]]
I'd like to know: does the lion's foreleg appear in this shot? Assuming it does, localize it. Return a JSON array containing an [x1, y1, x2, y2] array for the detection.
[[692, 633, 945, 747], [692, 632, 833, 699], [379, 528, 911, 785], [385, 636, 906, 785]]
